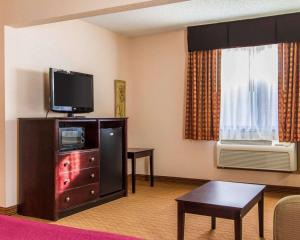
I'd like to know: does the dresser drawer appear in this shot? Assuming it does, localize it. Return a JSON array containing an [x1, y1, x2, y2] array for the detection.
[[58, 150, 99, 173], [57, 167, 99, 192], [58, 183, 99, 211]]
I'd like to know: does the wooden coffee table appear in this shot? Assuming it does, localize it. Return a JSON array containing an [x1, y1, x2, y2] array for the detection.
[[176, 181, 265, 240]]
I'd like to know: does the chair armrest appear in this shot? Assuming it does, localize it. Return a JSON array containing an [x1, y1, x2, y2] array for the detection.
[[274, 195, 300, 240]]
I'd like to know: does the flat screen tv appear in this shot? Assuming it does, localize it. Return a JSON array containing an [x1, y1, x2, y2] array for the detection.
[[49, 68, 94, 116]]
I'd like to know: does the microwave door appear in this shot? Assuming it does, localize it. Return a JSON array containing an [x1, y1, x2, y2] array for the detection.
[[59, 128, 85, 150]]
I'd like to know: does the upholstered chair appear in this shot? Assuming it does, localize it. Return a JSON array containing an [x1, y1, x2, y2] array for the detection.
[[274, 195, 300, 240]]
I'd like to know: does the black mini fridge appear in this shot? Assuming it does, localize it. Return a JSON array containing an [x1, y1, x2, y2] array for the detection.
[[99, 127, 123, 196]]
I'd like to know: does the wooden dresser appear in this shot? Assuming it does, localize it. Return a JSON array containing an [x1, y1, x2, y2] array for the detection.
[[18, 118, 127, 220]]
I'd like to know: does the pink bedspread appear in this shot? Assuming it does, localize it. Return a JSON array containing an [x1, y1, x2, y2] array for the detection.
[[0, 215, 140, 240]]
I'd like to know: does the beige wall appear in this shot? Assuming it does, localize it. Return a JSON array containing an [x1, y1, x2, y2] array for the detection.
[[129, 30, 300, 187], [4, 20, 131, 206]]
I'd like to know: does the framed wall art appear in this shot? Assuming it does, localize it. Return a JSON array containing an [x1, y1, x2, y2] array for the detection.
[[114, 80, 126, 117]]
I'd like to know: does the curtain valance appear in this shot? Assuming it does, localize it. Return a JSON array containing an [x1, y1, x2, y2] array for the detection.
[[188, 12, 300, 51]]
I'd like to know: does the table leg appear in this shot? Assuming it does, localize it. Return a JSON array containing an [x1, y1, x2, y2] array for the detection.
[[258, 192, 264, 238], [234, 217, 242, 240], [131, 157, 136, 193], [177, 203, 185, 240], [150, 151, 154, 187], [211, 217, 216, 230]]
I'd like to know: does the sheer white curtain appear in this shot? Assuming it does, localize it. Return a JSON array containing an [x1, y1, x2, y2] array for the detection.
[[220, 44, 278, 140]]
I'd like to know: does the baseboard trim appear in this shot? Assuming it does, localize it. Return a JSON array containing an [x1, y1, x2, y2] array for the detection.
[[265, 185, 300, 194], [132, 174, 300, 194], [0, 205, 17, 216], [134, 174, 209, 185]]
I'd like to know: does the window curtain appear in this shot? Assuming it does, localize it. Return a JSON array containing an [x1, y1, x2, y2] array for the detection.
[[278, 42, 300, 142], [220, 44, 278, 140], [184, 50, 221, 140]]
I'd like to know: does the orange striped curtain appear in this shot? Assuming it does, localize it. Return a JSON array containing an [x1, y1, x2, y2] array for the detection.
[[184, 50, 222, 140], [278, 42, 300, 142]]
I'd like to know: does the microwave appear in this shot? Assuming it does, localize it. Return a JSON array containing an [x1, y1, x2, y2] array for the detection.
[[59, 127, 85, 151]]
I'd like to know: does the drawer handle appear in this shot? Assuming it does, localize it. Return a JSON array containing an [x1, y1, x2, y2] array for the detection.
[[89, 157, 95, 162], [90, 190, 95, 195], [64, 179, 70, 185], [65, 197, 71, 202], [63, 161, 70, 167], [90, 173, 95, 178]]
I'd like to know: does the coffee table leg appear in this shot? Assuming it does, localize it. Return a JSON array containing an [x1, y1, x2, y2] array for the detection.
[[211, 217, 216, 230], [234, 217, 242, 240], [177, 203, 185, 240], [258, 193, 264, 238]]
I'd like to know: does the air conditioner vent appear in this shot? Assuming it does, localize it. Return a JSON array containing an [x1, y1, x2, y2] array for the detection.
[[217, 141, 297, 172]]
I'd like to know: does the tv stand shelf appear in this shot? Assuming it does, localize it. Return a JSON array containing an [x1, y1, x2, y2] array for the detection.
[[18, 117, 127, 220]]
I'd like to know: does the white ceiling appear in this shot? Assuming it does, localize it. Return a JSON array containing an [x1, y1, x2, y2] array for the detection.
[[83, 0, 300, 37]]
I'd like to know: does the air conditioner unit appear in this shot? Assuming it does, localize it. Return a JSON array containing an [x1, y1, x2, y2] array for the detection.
[[217, 140, 297, 172]]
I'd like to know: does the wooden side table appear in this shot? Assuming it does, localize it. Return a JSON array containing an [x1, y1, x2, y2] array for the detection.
[[127, 148, 154, 193]]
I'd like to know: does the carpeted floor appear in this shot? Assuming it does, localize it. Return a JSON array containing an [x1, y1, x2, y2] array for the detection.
[[41, 180, 289, 240]]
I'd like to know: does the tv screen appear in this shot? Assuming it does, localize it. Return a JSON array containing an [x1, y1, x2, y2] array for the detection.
[[50, 68, 94, 114]]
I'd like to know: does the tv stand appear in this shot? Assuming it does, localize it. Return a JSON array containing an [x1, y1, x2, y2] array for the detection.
[[18, 117, 128, 220]]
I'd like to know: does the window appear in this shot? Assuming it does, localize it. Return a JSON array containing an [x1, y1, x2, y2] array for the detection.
[[220, 44, 278, 140]]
